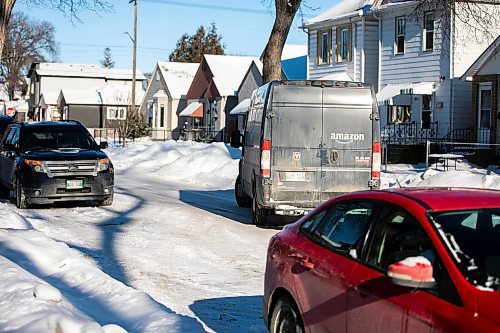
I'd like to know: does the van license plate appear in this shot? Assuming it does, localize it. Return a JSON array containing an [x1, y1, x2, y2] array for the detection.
[[285, 172, 306, 182], [66, 180, 83, 189]]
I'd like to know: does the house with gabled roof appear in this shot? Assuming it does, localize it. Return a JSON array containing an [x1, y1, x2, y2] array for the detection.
[[27, 62, 146, 122], [139, 61, 199, 140], [462, 35, 500, 144], [185, 54, 259, 142]]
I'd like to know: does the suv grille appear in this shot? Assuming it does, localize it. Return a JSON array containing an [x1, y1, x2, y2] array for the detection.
[[42, 160, 98, 178]]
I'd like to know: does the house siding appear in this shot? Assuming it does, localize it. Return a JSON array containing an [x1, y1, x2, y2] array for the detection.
[[363, 20, 379, 90], [139, 65, 164, 116], [238, 65, 263, 102]]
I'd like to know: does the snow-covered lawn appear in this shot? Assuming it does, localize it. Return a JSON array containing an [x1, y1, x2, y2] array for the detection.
[[0, 140, 499, 332]]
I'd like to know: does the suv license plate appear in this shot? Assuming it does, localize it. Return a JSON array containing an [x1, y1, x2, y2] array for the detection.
[[66, 179, 83, 189], [284, 172, 306, 182]]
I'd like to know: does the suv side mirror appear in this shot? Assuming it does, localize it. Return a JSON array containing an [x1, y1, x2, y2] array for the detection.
[[387, 257, 437, 289], [230, 130, 242, 148], [99, 141, 109, 149]]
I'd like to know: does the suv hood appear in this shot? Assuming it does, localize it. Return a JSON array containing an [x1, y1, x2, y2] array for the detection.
[[22, 149, 108, 161]]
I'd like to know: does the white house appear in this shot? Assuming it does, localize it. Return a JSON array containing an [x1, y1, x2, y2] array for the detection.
[[139, 61, 199, 140], [28, 62, 146, 124]]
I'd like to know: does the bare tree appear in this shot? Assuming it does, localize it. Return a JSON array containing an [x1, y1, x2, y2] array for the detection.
[[261, 0, 302, 83], [1, 12, 57, 100], [403, 0, 499, 46], [0, 0, 112, 63]]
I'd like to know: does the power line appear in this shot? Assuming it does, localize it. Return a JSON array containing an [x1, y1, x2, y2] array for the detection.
[[141, 0, 270, 15], [60, 43, 172, 51]]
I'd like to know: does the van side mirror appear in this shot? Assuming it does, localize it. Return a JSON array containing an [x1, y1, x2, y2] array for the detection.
[[99, 141, 109, 149], [387, 257, 437, 289], [230, 130, 241, 148]]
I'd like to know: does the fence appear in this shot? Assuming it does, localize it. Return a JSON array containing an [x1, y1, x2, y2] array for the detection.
[[425, 140, 500, 170]]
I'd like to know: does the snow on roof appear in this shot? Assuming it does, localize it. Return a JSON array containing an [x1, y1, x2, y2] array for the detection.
[[204, 55, 260, 96], [229, 98, 250, 115], [98, 85, 145, 105], [157, 62, 199, 99], [5, 100, 28, 112], [59, 85, 145, 106], [281, 44, 308, 60], [59, 89, 101, 105], [34, 63, 147, 80], [39, 91, 59, 105], [305, 0, 374, 26]]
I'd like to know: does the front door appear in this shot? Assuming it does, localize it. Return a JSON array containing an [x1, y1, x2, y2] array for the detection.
[[477, 85, 492, 144]]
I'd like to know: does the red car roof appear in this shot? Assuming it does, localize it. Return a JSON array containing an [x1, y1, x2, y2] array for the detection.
[[383, 187, 500, 211]]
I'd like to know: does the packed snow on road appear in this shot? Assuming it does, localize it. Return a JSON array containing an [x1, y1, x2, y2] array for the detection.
[[0, 140, 499, 333]]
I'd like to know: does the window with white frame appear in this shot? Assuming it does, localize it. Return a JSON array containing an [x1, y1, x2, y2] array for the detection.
[[317, 29, 332, 65], [335, 25, 352, 63], [395, 16, 406, 54], [107, 106, 127, 120], [423, 11, 435, 51]]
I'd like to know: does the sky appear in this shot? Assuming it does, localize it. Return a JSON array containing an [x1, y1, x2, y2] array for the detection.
[[15, 0, 341, 74], [0, 139, 499, 331]]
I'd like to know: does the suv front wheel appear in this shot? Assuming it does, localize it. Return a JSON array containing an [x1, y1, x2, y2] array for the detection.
[[14, 177, 28, 209]]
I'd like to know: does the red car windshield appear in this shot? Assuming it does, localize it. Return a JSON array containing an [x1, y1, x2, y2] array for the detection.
[[430, 209, 500, 290]]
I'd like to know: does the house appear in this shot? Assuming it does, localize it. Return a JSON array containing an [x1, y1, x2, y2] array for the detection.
[[27, 62, 146, 123], [230, 44, 308, 132], [57, 84, 145, 128], [305, 0, 499, 149], [185, 55, 259, 142], [303, 0, 379, 87], [462, 35, 500, 144], [139, 61, 199, 140], [39, 92, 60, 121]]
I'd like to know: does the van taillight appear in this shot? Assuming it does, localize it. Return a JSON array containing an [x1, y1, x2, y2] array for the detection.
[[372, 142, 381, 179], [261, 139, 271, 177]]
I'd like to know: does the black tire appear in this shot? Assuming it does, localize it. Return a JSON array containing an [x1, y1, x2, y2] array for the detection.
[[15, 177, 28, 209], [235, 175, 251, 207], [252, 189, 268, 226], [270, 296, 305, 333], [100, 193, 113, 206]]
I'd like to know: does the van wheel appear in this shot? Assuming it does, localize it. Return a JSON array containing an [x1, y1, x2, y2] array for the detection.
[[15, 177, 28, 209], [270, 296, 304, 333], [252, 191, 268, 226], [235, 176, 251, 207]]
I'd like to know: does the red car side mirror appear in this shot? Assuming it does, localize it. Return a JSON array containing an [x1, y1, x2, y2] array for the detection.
[[388, 256, 437, 289]]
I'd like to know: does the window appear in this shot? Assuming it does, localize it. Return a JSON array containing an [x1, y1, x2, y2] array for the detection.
[[336, 26, 352, 63], [395, 16, 406, 54], [107, 106, 127, 120], [366, 207, 435, 271], [159, 104, 165, 128], [423, 11, 435, 51], [389, 105, 411, 124], [315, 202, 374, 256], [317, 29, 332, 65]]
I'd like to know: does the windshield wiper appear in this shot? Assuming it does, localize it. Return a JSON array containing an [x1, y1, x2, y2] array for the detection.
[[24, 147, 53, 153]]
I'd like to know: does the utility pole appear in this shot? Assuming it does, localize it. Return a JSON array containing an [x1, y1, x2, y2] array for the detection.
[[130, 0, 137, 115]]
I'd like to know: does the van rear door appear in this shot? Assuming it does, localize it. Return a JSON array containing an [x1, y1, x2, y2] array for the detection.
[[269, 84, 323, 207], [321, 86, 374, 196]]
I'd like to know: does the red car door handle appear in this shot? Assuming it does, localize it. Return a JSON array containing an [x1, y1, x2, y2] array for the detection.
[[300, 258, 315, 270]]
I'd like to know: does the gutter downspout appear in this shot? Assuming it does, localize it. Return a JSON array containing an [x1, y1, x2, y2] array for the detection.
[[373, 11, 382, 93], [449, 7, 455, 134], [361, 14, 366, 83], [349, 17, 358, 81]]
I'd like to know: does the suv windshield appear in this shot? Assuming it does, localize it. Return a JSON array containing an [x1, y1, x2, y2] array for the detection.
[[430, 209, 500, 290], [21, 126, 98, 152]]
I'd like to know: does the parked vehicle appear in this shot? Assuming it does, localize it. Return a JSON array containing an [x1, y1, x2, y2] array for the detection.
[[0, 120, 114, 208], [233, 80, 381, 225], [0, 115, 15, 139], [263, 188, 500, 333]]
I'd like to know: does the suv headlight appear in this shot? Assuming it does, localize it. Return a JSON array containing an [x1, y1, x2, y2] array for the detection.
[[98, 158, 110, 172], [25, 159, 46, 173]]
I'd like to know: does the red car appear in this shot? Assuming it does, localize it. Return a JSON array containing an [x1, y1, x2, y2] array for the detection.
[[264, 188, 500, 333]]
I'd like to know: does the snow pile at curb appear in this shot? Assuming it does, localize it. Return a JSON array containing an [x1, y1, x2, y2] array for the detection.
[[107, 141, 240, 189], [0, 211, 204, 333]]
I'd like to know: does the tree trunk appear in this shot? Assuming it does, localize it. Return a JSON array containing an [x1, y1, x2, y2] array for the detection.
[[262, 0, 302, 84], [0, 0, 16, 64]]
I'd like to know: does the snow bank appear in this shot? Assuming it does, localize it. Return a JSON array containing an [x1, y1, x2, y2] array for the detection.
[[108, 140, 240, 189], [0, 219, 204, 332]]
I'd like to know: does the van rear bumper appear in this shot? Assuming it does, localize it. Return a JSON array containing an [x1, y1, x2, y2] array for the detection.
[[274, 205, 314, 216]]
